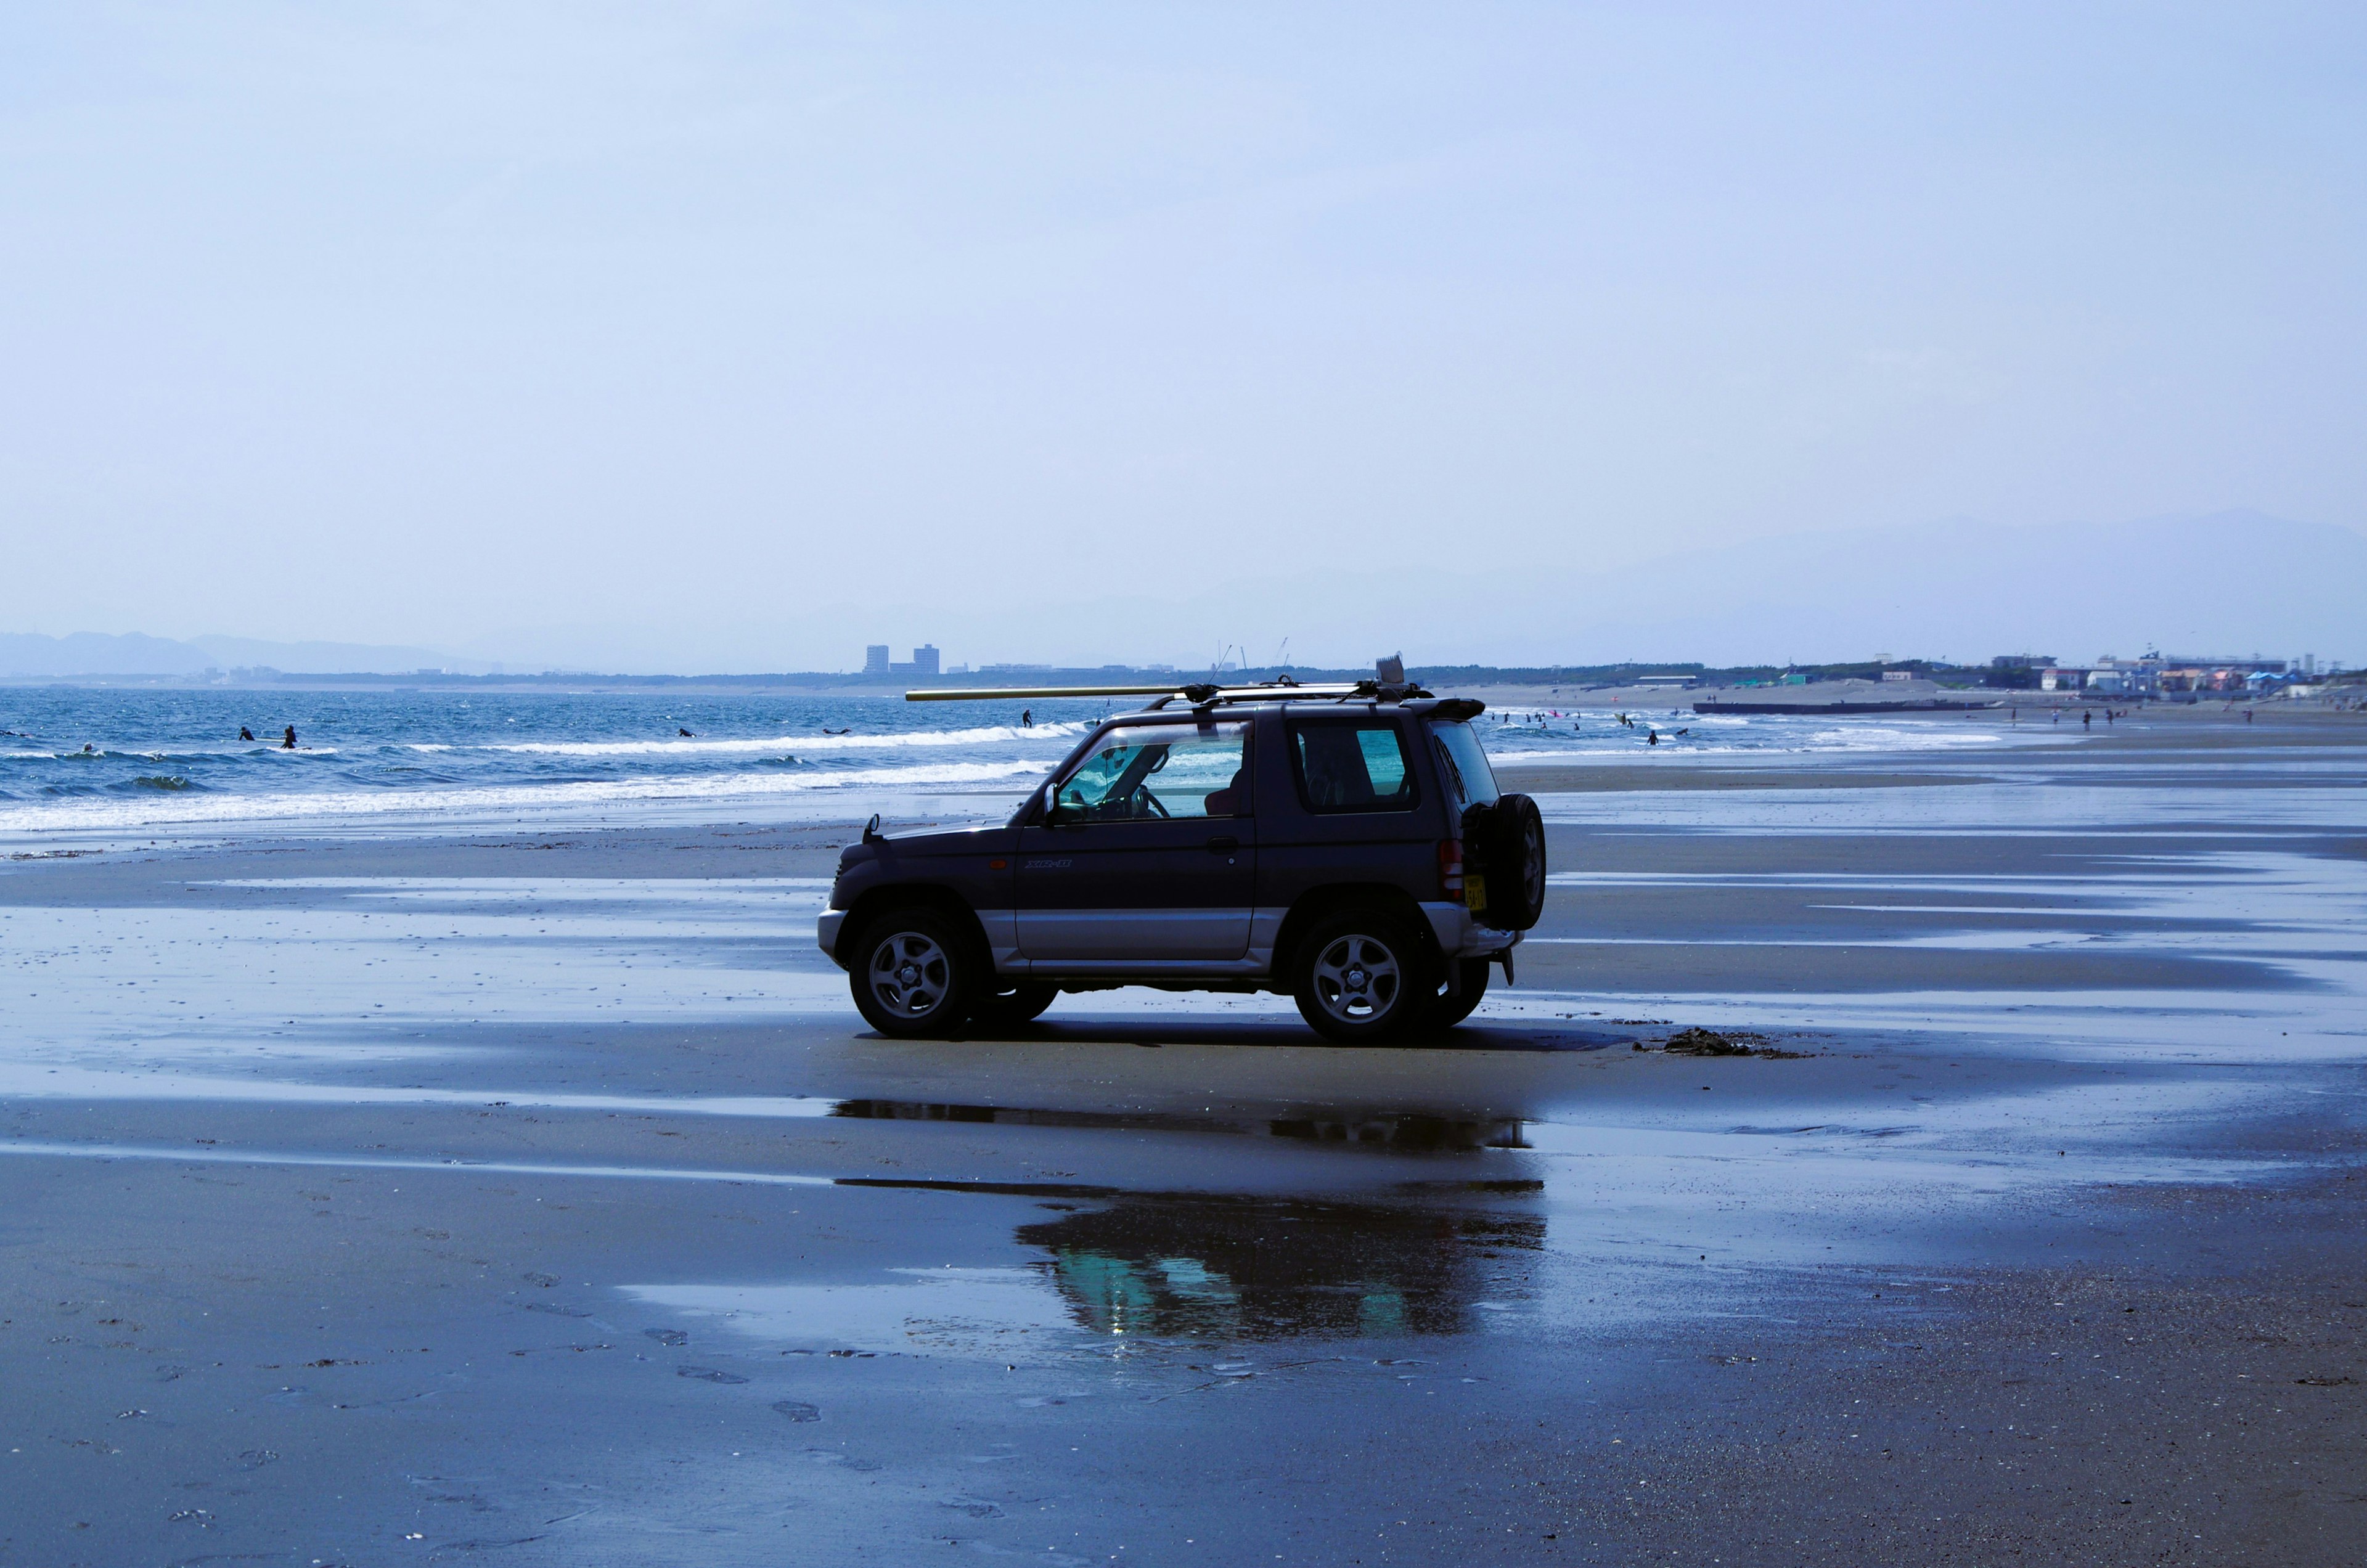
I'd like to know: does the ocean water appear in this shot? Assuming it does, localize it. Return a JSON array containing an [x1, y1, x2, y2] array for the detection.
[[0, 687, 2030, 844]]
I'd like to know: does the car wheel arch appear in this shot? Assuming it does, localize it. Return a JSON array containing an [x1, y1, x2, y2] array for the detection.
[[839, 884, 991, 969], [1273, 884, 1439, 976]]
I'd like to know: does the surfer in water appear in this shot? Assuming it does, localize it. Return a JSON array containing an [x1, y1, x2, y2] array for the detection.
[[239, 727, 255, 742], [282, 726, 296, 749], [1021, 709, 1032, 727]]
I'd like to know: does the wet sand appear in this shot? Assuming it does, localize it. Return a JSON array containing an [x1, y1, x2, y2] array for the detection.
[[1, 713, 2363, 1564]]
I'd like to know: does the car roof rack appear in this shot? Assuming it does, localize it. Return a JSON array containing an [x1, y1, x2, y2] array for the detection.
[[906, 676, 1435, 708], [907, 657, 1436, 709]]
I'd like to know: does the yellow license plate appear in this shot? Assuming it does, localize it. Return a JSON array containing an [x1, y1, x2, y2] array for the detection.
[[1464, 874, 1487, 913]]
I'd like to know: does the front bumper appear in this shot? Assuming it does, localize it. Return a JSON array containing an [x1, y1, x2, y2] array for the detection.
[[816, 908, 847, 967], [1418, 901, 1523, 960]]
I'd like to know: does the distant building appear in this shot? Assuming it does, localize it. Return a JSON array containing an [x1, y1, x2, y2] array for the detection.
[[864, 645, 889, 676], [885, 644, 942, 679], [2037, 654, 2286, 699]]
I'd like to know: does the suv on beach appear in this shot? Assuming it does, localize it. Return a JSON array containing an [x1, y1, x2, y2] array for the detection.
[[817, 676, 1547, 1043]]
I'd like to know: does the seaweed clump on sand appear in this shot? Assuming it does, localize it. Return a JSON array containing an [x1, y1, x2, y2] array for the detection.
[[1660, 1027, 1754, 1056], [1632, 1027, 1810, 1058]]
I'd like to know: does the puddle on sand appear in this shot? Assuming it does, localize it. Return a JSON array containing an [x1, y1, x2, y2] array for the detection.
[[1021, 1193, 1543, 1341], [621, 1269, 1074, 1357], [626, 1190, 1544, 1357], [832, 1099, 1527, 1151]]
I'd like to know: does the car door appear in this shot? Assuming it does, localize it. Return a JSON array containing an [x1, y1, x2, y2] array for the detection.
[[1015, 719, 1256, 964]]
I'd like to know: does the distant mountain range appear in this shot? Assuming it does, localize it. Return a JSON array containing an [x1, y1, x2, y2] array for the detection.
[[0, 632, 494, 677]]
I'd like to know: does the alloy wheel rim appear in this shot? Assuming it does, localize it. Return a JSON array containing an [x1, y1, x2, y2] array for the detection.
[[1312, 934, 1401, 1023], [869, 931, 950, 1016]]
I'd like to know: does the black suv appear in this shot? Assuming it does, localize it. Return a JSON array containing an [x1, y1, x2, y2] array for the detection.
[[817, 678, 1547, 1043]]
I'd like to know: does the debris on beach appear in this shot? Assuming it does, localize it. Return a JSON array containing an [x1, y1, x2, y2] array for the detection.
[[1631, 1027, 1809, 1058], [1660, 1027, 1754, 1056], [677, 1366, 748, 1383]]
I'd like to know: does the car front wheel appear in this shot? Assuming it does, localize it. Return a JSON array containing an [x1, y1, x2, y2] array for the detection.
[[850, 909, 979, 1038], [1292, 909, 1429, 1044], [971, 981, 1059, 1028]]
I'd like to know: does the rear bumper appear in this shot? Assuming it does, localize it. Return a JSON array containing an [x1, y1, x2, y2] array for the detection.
[[1418, 901, 1523, 959], [816, 909, 847, 967]]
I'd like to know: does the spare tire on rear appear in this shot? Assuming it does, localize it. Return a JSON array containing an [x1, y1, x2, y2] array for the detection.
[[1468, 793, 1547, 930]]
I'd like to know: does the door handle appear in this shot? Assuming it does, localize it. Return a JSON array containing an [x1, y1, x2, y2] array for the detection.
[[1204, 835, 1240, 852]]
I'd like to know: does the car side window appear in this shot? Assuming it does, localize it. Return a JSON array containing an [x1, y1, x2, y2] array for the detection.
[[1053, 722, 1249, 823], [1290, 721, 1417, 813]]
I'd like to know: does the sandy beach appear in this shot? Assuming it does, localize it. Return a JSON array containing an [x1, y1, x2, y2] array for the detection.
[[1, 707, 2361, 1564]]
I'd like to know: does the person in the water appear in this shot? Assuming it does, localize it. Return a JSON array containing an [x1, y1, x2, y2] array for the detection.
[[240, 727, 255, 741], [282, 726, 296, 749]]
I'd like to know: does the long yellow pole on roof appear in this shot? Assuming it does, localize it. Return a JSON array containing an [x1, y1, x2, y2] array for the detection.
[[903, 684, 1189, 702]]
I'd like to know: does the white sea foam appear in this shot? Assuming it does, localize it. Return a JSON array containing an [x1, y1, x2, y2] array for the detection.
[[471, 721, 1090, 758], [0, 759, 1050, 836], [1486, 724, 2035, 764]]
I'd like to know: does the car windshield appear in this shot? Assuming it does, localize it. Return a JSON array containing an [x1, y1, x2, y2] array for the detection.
[[1054, 722, 1248, 822], [1427, 719, 1500, 809]]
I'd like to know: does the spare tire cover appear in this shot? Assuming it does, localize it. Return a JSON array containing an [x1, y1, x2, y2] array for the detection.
[[1481, 793, 1548, 930]]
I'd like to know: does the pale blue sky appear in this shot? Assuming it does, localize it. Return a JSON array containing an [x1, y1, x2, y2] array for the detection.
[[4, 4, 2361, 670]]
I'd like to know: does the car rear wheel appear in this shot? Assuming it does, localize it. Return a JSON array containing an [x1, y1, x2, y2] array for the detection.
[[970, 981, 1058, 1027], [1293, 909, 1429, 1044], [850, 909, 980, 1038], [1418, 958, 1491, 1031]]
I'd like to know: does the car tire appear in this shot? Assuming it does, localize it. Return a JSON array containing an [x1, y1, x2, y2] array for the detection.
[[1417, 958, 1490, 1031], [849, 908, 981, 1038], [1292, 908, 1431, 1044], [1478, 793, 1548, 931], [970, 981, 1058, 1028]]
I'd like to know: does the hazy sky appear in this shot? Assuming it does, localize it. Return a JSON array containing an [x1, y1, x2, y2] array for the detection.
[[4, 3, 2361, 671]]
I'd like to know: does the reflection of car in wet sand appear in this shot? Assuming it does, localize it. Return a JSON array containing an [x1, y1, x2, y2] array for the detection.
[[1020, 1192, 1546, 1340], [818, 664, 1547, 1042]]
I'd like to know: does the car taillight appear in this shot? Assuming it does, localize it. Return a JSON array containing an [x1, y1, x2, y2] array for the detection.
[[1437, 838, 1465, 900]]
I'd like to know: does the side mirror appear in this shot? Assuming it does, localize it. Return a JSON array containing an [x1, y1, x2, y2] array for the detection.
[[1039, 788, 1065, 826]]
